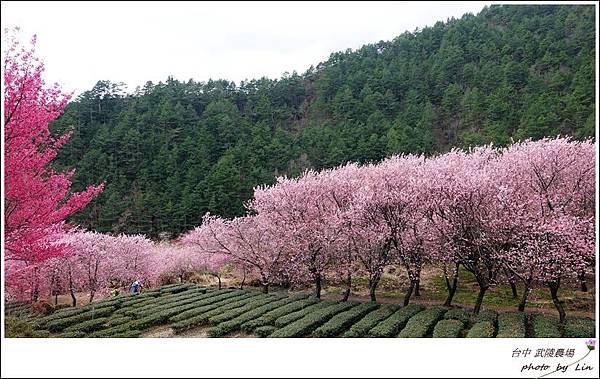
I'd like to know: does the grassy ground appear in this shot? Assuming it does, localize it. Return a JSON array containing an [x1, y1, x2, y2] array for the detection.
[[298, 265, 595, 318]]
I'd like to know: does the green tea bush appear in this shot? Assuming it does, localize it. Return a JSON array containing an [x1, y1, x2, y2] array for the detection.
[[443, 308, 471, 324], [564, 316, 595, 338], [109, 330, 142, 338], [135, 291, 220, 318], [32, 330, 51, 338], [398, 307, 447, 338], [368, 304, 424, 338], [35, 307, 89, 328], [432, 319, 464, 338], [254, 325, 277, 338], [170, 294, 266, 333], [313, 302, 379, 337], [208, 295, 280, 325], [273, 301, 335, 327], [269, 302, 356, 338], [207, 296, 300, 337], [240, 297, 319, 332], [496, 312, 526, 338], [58, 331, 85, 338], [343, 304, 400, 337], [63, 317, 109, 333], [45, 307, 116, 332], [31, 301, 55, 316], [88, 321, 139, 337], [5, 317, 36, 337], [466, 321, 496, 338], [169, 291, 253, 323], [475, 310, 498, 324], [105, 316, 132, 327], [531, 314, 561, 338]]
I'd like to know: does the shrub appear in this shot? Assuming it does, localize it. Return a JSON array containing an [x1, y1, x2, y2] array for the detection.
[[368, 304, 423, 338], [5, 303, 32, 318], [88, 321, 139, 337], [443, 308, 471, 324], [159, 283, 194, 294], [254, 325, 277, 337], [343, 304, 400, 337], [496, 312, 526, 338], [55, 304, 71, 311], [273, 301, 335, 327], [31, 301, 54, 316], [35, 307, 88, 328], [119, 295, 157, 309], [475, 310, 498, 324], [269, 302, 356, 338], [208, 295, 280, 325], [168, 291, 253, 323], [170, 293, 265, 333], [32, 330, 51, 338], [240, 297, 319, 332], [58, 331, 86, 338], [135, 291, 221, 318], [106, 316, 132, 327], [466, 321, 496, 338], [531, 314, 561, 338], [45, 307, 116, 332], [63, 317, 109, 334], [109, 330, 142, 338], [398, 307, 447, 338], [432, 319, 464, 338], [313, 302, 379, 337], [564, 316, 595, 338], [207, 296, 301, 337], [5, 317, 36, 337]]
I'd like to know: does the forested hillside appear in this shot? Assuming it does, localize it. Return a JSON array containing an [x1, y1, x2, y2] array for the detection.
[[51, 4, 596, 238]]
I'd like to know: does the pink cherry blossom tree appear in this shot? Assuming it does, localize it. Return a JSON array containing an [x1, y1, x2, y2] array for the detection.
[[4, 29, 103, 288], [182, 214, 286, 293], [493, 138, 596, 318]]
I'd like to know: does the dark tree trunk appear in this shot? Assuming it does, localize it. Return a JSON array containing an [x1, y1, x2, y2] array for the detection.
[[70, 288, 77, 307], [510, 281, 518, 298], [578, 271, 588, 292], [240, 269, 246, 290], [443, 264, 460, 307], [504, 268, 518, 298], [414, 278, 421, 297], [518, 278, 533, 312], [89, 291, 95, 303], [548, 280, 566, 324], [473, 284, 489, 314], [262, 283, 269, 294], [369, 277, 380, 303], [217, 276, 222, 290], [314, 274, 322, 299], [55, 294, 58, 306], [404, 281, 416, 306], [342, 273, 351, 302]]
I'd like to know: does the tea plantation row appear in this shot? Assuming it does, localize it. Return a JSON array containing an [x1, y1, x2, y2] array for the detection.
[[12, 284, 594, 338]]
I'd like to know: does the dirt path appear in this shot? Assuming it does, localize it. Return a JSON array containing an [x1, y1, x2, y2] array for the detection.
[[140, 325, 175, 338]]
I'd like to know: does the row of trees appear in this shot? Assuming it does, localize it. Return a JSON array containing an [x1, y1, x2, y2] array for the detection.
[[9, 137, 593, 323], [182, 137, 595, 322], [5, 232, 229, 306]]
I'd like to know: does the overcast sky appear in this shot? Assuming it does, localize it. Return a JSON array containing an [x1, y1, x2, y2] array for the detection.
[[2, 1, 490, 96]]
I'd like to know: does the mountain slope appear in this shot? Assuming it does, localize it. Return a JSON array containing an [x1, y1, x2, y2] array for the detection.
[[51, 4, 596, 238]]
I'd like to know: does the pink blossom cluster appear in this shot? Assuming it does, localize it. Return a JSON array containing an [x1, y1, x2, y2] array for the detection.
[[181, 137, 595, 314], [4, 29, 103, 274]]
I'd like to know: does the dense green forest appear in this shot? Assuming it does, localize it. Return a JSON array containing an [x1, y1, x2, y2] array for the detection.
[[51, 4, 596, 238]]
